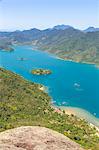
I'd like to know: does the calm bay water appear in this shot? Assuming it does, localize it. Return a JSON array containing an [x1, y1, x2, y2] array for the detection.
[[0, 45, 99, 120]]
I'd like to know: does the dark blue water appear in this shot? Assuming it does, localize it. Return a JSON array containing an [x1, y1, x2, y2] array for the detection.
[[0, 45, 99, 118]]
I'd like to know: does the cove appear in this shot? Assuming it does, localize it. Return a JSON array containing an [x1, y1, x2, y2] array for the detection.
[[0, 45, 99, 122]]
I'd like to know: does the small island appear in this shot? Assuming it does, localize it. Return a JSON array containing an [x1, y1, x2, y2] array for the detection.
[[31, 68, 52, 75], [18, 57, 27, 61]]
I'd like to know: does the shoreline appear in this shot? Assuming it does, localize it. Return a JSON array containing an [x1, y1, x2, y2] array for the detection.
[[54, 55, 99, 68], [57, 106, 99, 128], [1, 46, 99, 130], [51, 105, 99, 134], [30, 47, 99, 128], [13, 44, 99, 68], [2, 66, 98, 129], [39, 85, 49, 93], [31, 46, 99, 68]]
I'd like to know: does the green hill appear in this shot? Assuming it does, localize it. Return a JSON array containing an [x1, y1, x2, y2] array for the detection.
[[0, 26, 99, 65], [0, 37, 13, 51], [0, 68, 99, 149], [35, 29, 99, 65]]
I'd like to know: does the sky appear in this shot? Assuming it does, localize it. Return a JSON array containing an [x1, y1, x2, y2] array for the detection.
[[0, 0, 99, 31]]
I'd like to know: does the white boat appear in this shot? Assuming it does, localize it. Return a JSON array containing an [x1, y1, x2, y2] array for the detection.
[[74, 83, 80, 88]]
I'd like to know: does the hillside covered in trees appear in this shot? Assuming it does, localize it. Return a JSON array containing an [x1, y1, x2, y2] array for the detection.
[[0, 25, 99, 65], [0, 68, 99, 149]]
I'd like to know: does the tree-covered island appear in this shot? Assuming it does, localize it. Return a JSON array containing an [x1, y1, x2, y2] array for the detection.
[[31, 68, 52, 75]]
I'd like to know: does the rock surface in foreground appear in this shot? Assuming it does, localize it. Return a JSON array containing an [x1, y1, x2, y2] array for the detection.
[[0, 126, 84, 150]]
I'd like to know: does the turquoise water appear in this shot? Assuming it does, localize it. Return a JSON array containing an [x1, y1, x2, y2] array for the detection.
[[0, 45, 99, 119]]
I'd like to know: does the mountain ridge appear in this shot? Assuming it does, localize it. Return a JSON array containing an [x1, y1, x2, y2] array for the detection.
[[0, 24, 99, 32], [84, 27, 99, 33], [0, 25, 99, 65]]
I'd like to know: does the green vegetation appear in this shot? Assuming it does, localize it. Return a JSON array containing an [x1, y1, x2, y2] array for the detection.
[[0, 68, 99, 149], [31, 69, 52, 75], [0, 27, 99, 65], [0, 38, 14, 51], [37, 30, 99, 66]]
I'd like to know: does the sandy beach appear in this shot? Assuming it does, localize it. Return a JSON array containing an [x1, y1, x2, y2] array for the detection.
[[59, 106, 99, 128], [39, 85, 49, 93]]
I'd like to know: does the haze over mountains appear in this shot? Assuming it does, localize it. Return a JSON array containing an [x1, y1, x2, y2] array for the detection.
[[0, 25, 99, 32], [0, 25, 99, 65], [84, 27, 99, 32]]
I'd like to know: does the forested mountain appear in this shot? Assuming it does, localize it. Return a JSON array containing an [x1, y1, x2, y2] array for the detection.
[[0, 25, 99, 65], [84, 27, 99, 33]]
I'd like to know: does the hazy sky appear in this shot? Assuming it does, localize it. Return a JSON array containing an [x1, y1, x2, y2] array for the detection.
[[0, 0, 99, 31]]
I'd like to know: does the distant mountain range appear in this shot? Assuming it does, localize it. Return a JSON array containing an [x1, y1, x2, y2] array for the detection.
[[84, 27, 99, 33], [53, 25, 74, 30], [0, 25, 99, 65]]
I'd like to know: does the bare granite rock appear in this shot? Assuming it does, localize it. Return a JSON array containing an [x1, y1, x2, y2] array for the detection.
[[0, 126, 84, 150]]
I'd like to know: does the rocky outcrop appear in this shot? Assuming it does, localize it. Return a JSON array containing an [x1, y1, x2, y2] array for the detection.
[[0, 126, 84, 150]]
